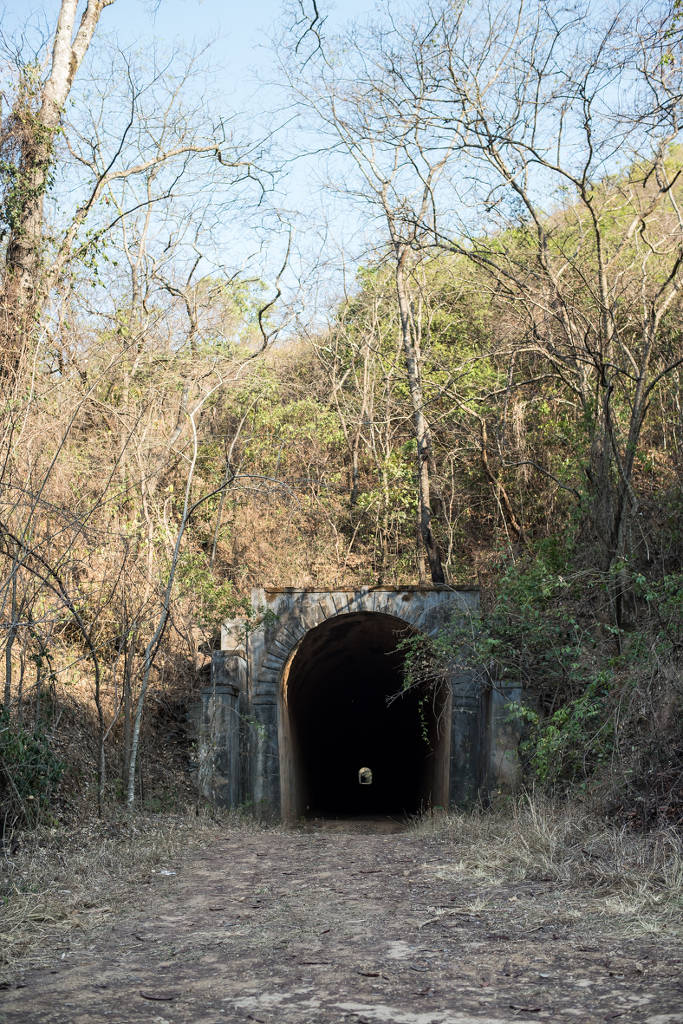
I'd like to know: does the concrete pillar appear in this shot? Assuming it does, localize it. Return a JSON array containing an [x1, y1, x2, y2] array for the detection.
[[488, 680, 522, 791], [449, 671, 482, 806], [250, 698, 281, 819], [197, 683, 240, 808]]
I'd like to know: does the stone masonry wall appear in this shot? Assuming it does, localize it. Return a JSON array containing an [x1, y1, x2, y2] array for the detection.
[[196, 586, 520, 818]]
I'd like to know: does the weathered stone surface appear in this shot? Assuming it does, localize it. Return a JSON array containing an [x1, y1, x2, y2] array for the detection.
[[197, 680, 240, 808], [488, 680, 523, 791], [195, 587, 520, 819]]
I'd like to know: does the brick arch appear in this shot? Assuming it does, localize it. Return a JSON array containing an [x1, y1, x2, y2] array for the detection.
[[279, 608, 418, 713], [248, 587, 478, 699], [210, 585, 490, 818], [254, 590, 425, 704]]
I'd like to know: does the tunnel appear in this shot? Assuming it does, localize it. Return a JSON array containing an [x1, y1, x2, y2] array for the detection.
[[279, 612, 451, 820]]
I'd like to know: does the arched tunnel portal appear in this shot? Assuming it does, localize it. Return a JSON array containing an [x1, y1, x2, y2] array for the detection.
[[279, 612, 451, 820]]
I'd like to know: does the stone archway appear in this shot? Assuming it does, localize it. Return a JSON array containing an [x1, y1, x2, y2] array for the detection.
[[195, 586, 521, 819]]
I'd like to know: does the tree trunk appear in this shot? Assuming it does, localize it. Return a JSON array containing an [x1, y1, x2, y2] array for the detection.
[[3, 562, 18, 709], [395, 249, 445, 584], [1, 0, 115, 375], [480, 419, 524, 541]]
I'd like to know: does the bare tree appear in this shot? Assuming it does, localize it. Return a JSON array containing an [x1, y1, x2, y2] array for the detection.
[[426, 0, 683, 613], [285, 23, 453, 581], [294, 0, 682, 611], [1, 0, 116, 376], [0, 16, 289, 816]]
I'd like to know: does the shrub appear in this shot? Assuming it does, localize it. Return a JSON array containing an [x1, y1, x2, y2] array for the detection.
[[400, 543, 682, 823], [0, 709, 64, 834]]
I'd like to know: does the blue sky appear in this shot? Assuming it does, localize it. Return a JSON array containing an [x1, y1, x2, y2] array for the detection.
[[0, 0, 383, 318], [2, 1, 377, 103], [0, 1, 389, 319]]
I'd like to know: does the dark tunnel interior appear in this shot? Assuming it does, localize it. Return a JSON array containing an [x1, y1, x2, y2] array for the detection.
[[281, 612, 449, 818]]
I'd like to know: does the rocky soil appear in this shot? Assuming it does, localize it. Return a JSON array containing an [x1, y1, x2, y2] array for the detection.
[[1, 820, 681, 1024]]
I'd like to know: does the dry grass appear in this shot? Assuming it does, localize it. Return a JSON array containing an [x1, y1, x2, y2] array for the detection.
[[0, 806, 258, 982], [417, 794, 683, 935], [2, 797, 681, 987]]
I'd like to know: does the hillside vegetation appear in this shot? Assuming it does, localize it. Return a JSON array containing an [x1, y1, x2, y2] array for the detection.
[[0, 0, 680, 833]]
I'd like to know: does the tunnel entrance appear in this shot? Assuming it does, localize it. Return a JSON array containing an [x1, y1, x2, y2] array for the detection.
[[279, 612, 450, 821]]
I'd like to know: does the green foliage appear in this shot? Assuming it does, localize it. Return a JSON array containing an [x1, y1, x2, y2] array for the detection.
[[510, 676, 612, 789], [176, 552, 247, 632], [0, 64, 57, 238], [399, 614, 471, 694], [355, 441, 418, 530], [0, 710, 64, 830], [246, 395, 345, 470], [462, 542, 619, 791], [399, 535, 681, 809]]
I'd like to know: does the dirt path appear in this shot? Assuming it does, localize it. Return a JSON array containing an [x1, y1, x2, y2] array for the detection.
[[1, 822, 681, 1024]]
